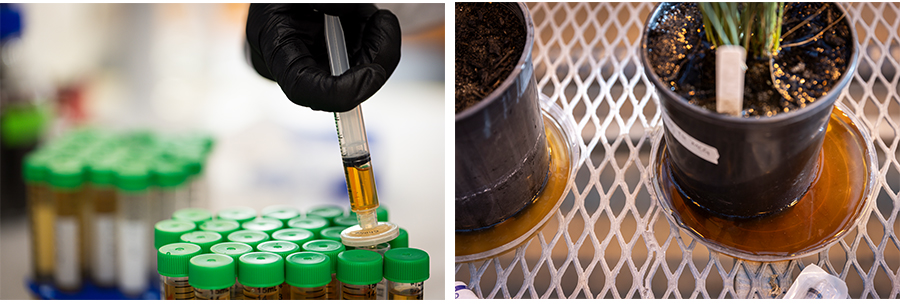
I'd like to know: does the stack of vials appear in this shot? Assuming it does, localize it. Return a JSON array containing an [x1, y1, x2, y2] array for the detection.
[[155, 205, 429, 300], [22, 128, 213, 298]]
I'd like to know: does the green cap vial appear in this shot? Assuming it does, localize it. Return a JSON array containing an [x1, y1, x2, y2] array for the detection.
[[227, 230, 270, 249], [173, 208, 213, 226], [155, 219, 197, 249], [302, 240, 346, 273], [114, 161, 152, 192], [306, 206, 343, 225], [48, 158, 85, 190], [158, 243, 203, 277], [384, 248, 429, 283], [217, 207, 257, 224], [319, 227, 344, 242], [285, 252, 332, 288], [257, 241, 300, 259], [199, 219, 241, 237], [210, 242, 253, 273], [337, 250, 383, 285], [389, 228, 409, 249], [261, 206, 301, 226], [189, 254, 235, 290], [241, 218, 283, 235], [288, 216, 329, 238], [333, 215, 358, 228], [238, 252, 284, 288], [271, 228, 315, 247], [153, 159, 188, 189], [180, 231, 223, 253]]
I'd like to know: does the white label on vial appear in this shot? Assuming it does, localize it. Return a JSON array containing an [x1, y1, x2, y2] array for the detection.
[[454, 281, 479, 299], [93, 215, 116, 285], [118, 221, 148, 295], [663, 114, 720, 165], [55, 217, 80, 288]]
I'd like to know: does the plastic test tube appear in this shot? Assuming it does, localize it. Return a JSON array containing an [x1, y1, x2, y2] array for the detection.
[[261, 205, 301, 227], [288, 216, 329, 239], [48, 157, 87, 292], [157, 243, 202, 300], [384, 248, 430, 300], [271, 228, 315, 247], [86, 152, 122, 288], [258, 241, 300, 300], [210, 242, 253, 300], [216, 206, 257, 224], [337, 249, 383, 300], [189, 253, 234, 300], [241, 218, 284, 235], [116, 160, 157, 296], [199, 219, 241, 238], [286, 252, 332, 300], [23, 152, 56, 284], [238, 252, 285, 299], [180, 231, 223, 253], [172, 208, 212, 227], [303, 240, 346, 300], [227, 230, 270, 250], [352, 242, 391, 299]]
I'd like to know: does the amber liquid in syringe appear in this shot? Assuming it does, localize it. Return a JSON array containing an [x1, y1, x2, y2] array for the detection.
[[342, 154, 379, 213]]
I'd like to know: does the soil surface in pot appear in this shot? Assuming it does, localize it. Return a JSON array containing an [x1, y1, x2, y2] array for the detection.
[[455, 3, 525, 113], [646, 3, 852, 117]]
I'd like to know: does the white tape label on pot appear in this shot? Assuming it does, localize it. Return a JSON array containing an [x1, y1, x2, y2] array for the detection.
[[663, 114, 719, 165]]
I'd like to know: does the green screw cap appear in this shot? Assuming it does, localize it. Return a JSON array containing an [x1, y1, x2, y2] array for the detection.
[[302, 240, 346, 273], [238, 252, 284, 288], [22, 152, 53, 183], [153, 159, 188, 188], [257, 240, 300, 259], [227, 230, 270, 249], [180, 231, 222, 253], [319, 227, 344, 242], [189, 254, 235, 290], [241, 218, 283, 235], [86, 152, 122, 186], [288, 216, 329, 238], [173, 208, 213, 226], [114, 161, 151, 192], [158, 243, 203, 277], [48, 158, 85, 189], [210, 242, 253, 273], [337, 250, 383, 285], [389, 228, 409, 249], [154, 219, 197, 249], [306, 206, 344, 225], [383, 248, 429, 283], [217, 207, 257, 224], [271, 228, 315, 246], [285, 252, 331, 288], [199, 219, 240, 237], [333, 215, 358, 228], [261, 206, 301, 226]]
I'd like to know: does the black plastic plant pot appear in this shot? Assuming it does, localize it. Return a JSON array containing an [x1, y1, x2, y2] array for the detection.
[[455, 2, 551, 231], [640, 3, 858, 218]]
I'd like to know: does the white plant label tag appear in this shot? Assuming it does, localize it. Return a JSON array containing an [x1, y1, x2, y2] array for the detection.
[[663, 114, 720, 165]]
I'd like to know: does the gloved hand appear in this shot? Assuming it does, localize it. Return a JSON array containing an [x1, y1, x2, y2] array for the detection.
[[246, 4, 401, 112]]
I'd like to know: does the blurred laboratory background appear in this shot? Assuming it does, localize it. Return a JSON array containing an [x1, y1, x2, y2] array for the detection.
[[0, 3, 445, 299]]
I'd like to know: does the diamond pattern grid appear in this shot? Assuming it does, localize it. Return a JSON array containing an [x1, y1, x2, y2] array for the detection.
[[456, 2, 900, 299]]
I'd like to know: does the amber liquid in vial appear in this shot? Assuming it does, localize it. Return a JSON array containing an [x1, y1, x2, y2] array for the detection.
[[243, 285, 281, 300], [388, 282, 424, 300], [341, 283, 377, 300], [342, 155, 379, 212], [163, 277, 195, 300], [28, 184, 55, 283], [195, 288, 231, 300], [291, 286, 327, 300]]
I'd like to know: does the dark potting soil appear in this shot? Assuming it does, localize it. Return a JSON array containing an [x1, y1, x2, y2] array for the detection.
[[455, 3, 525, 113], [646, 3, 852, 117]]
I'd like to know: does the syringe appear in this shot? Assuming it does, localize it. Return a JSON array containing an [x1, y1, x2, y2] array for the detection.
[[324, 14, 398, 247]]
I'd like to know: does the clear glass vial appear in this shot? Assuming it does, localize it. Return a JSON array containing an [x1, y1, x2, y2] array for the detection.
[[115, 160, 154, 296], [48, 157, 87, 292], [238, 252, 284, 300], [285, 252, 331, 300], [384, 248, 430, 300], [189, 253, 234, 300], [353, 242, 391, 299], [302, 239, 346, 300], [337, 249, 384, 300], [258, 240, 300, 300], [210, 242, 253, 300], [157, 242, 202, 300]]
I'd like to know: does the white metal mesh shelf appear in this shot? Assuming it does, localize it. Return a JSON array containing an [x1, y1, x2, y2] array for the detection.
[[455, 2, 900, 299]]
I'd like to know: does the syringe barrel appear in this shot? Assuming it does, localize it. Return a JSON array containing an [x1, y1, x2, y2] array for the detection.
[[325, 14, 371, 160]]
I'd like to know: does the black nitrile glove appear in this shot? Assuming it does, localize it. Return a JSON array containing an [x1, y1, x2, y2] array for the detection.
[[246, 4, 401, 112]]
